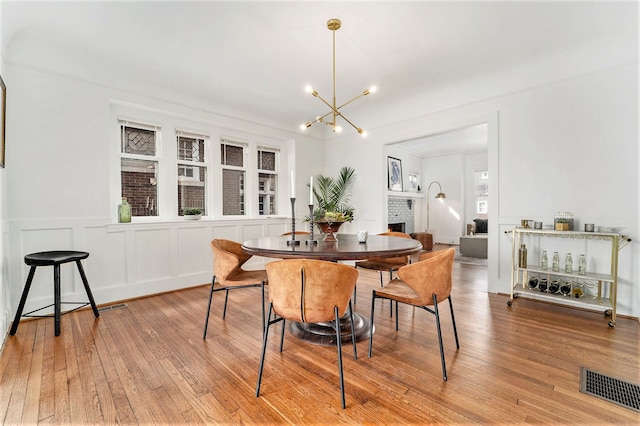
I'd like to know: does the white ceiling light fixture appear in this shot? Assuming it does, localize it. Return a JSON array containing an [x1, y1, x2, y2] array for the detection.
[[300, 18, 376, 137]]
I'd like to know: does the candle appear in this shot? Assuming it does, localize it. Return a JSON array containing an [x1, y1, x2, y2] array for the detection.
[[290, 169, 295, 198], [309, 176, 314, 205]]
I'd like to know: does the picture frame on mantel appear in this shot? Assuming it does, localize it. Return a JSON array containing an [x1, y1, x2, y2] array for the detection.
[[0, 74, 5, 168], [407, 171, 420, 192], [387, 156, 403, 191]]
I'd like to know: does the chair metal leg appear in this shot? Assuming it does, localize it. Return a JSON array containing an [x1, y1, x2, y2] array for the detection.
[[222, 288, 230, 319], [261, 282, 266, 332], [368, 291, 377, 358], [54, 264, 61, 336], [75, 260, 100, 318], [448, 296, 460, 349], [348, 300, 357, 360], [388, 270, 393, 317], [279, 318, 286, 352], [433, 294, 448, 381], [395, 300, 399, 331], [334, 306, 346, 409], [9, 266, 37, 336], [203, 276, 216, 339], [256, 303, 274, 397]]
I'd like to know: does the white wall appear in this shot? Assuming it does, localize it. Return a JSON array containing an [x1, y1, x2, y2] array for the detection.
[[423, 154, 464, 244], [1, 63, 323, 334], [421, 149, 488, 245], [0, 23, 9, 341], [330, 63, 638, 318]]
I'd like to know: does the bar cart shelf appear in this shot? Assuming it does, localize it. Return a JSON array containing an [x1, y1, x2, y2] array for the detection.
[[505, 228, 631, 327]]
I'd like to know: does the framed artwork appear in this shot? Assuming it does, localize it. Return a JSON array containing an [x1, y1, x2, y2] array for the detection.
[[0, 74, 5, 168], [387, 156, 403, 191], [407, 171, 420, 192]]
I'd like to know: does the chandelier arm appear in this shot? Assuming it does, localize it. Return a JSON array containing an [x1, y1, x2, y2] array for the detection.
[[311, 91, 337, 114], [304, 110, 334, 127], [334, 90, 371, 111], [338, 113, 361, 132]]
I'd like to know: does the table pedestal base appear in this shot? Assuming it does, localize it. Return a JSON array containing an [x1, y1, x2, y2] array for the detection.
[[288, 313, 373, 346]]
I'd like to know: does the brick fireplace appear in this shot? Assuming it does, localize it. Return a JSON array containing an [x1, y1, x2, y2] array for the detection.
[[388, 197, 415, 234]]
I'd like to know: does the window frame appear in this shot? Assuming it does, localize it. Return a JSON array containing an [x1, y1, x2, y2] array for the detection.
[[118, 119, 162, 220], [113, 107, 292, 223], [176, 130, 209, 216], [220, 138, 248, 218], [257, 146, 280, 216]]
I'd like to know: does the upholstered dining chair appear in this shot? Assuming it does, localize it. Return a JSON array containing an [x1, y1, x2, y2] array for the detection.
[[256, 259, 359, 409], [280, 231, 310, 236], [355, 231, 412, 314], [355, 231, 413, 286], [368, 247, 459, 381], [203, 239, 268, 339]]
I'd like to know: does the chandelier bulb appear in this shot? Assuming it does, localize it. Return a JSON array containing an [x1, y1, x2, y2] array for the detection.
[[369, 86, 377, 93], [305, 85, 313, 93], [334, 125, 343, 133]]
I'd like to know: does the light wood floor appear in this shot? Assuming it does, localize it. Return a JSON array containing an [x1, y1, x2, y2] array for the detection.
[[1, 249, 638, 424]]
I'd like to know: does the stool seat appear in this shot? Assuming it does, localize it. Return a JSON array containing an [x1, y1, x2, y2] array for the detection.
[[25, 251, 90, 266], [11, 250, 99, 336]]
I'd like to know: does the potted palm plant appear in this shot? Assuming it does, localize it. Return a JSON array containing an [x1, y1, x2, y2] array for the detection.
[[308, 166, 356, 241]]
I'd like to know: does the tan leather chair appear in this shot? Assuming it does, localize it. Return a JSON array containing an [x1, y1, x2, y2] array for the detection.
[[368, 248, 459, 381], [355, 231, 412, 286], [256, 259, 358, 409], [355, 231, 412, 315], [281, 231, 310, 236], [203, 239, 268, 339]]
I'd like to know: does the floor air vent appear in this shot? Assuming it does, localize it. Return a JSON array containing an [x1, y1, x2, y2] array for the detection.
[[98, 303, 127, 312], [580, 367, 640, 412]]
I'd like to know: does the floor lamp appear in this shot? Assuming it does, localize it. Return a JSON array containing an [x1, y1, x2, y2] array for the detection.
[[427, 181, 446, 231]]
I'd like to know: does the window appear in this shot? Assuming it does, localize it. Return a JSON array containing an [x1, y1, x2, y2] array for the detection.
[[221, 140, 246, 216], [475, 170, 489, 216], [177, 132, 207, 216], [257, 147, 278, 215], [116, 109, 290, 220], [120, 121, 160, 217]]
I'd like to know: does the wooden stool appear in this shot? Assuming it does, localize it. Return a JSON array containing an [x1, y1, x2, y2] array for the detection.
[[10, 251, 100, 336]]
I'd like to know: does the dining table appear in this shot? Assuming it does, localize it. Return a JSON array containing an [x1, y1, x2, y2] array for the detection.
[[242, 233, 423, 345]]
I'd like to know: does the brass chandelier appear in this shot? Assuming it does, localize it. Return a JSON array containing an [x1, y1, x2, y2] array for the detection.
[[300, 18, 376, 137]]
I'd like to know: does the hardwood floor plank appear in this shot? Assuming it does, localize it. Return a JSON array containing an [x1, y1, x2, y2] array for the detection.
[[1, 252, 638, 424], [21, 320, 45, 425], [107, 378, 138, 424], [53, 366, 71, 423]]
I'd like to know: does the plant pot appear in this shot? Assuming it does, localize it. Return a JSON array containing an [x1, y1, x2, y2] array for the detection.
[[184, 214, 202, 220], [315, 221, 345, 242]]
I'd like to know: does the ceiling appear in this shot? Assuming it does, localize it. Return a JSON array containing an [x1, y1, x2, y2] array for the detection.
[[2, 1, 637, 148], [391, 123, 488, 158]]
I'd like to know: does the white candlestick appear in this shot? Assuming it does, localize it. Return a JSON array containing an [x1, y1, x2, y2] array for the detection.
[[309, 176, 314, 205], [290, 169, 295, 197]]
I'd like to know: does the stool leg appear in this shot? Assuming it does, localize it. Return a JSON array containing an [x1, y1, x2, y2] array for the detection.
[[75, 260, 100, 318], [54, 264, 61, 336], [9, 266, 37, 336]]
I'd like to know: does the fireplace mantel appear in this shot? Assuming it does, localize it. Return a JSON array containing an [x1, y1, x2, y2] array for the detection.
[[387, 191, 424, 199]]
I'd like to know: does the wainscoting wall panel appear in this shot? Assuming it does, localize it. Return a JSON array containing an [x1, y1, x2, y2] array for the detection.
[[177, 225, 212, 276], [6, 218, 290, 331]]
